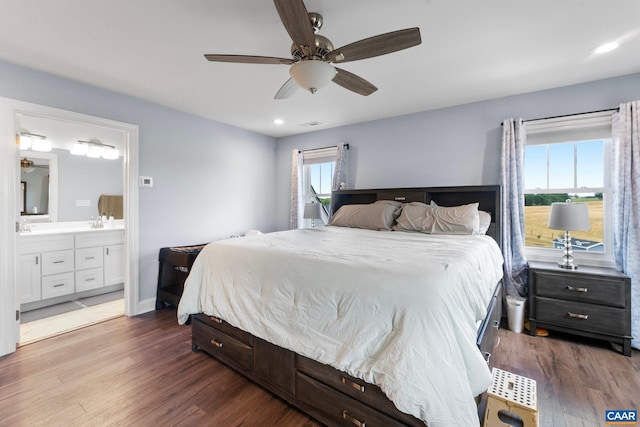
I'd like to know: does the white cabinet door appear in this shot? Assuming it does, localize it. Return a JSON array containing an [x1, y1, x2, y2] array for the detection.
[[104, 244, 125, 287], [19, 254, 41, 304]]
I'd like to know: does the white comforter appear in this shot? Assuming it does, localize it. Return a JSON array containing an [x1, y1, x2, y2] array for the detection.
[[177, 227, 504, 427]]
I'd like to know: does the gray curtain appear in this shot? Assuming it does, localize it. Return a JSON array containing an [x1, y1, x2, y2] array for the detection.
[[500, 118, 529, 297], [612, 101, 640, 349], [289, 149, 303, 229], [332, 142, 348, 191]]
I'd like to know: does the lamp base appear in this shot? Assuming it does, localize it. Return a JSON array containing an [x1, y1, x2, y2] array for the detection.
[[558, 261, 579, 270], [558, 230, 578, 270]]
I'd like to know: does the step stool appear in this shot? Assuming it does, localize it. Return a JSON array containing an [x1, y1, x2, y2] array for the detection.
[[483, 368, 538, 427]]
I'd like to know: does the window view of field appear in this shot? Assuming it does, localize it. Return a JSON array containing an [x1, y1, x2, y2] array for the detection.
[[524, 194, 604, 250]]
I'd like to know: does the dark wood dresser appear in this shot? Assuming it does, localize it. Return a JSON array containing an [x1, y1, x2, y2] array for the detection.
[[156, 244, 207, 309], [528, 261, 631, 356]]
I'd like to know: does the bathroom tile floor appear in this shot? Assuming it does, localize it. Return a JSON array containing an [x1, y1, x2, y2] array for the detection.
[[19, 297, 124, 346]]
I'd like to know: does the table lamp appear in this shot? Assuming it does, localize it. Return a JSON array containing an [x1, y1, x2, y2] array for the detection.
[[547, 199, 591, 270], [303, 202, 322, 228]]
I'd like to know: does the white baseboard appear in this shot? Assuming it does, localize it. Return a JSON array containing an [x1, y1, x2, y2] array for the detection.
[[136, 298, 157, 315]]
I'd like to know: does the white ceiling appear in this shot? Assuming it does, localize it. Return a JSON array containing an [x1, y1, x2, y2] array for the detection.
[[1, 1, 639, 138]]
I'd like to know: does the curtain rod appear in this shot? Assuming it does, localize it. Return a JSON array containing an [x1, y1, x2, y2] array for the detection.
[[298, 143, 349, 153], [500, 107, 618, 126]]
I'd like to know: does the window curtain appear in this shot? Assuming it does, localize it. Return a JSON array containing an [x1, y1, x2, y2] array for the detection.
[[612, 101, 640, 350], [500, 118, 529, 297], [332, 142, 348, 191], [289, 149, 303, 229]]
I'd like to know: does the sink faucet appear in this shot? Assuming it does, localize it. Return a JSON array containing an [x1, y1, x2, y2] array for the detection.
[[19, 219, 31, 232], [90, 216, 104, 229]]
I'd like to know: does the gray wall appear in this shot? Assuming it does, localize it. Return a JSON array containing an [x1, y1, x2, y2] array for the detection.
[[0, 59, 277, 301], [274, 73, 640, 231]]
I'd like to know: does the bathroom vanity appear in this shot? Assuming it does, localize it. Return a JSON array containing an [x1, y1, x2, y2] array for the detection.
[[19, 222, 125, 311]]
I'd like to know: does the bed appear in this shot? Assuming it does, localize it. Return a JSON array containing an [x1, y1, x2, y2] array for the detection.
[[177, 185, 504, 427]]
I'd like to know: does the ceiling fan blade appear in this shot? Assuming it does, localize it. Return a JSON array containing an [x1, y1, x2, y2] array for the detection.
[[326, 28, 421, 63], [332, 68, 377, 96], [273, 0, 316, 55], [274, 78, 299, 99], [204, 54, 293, 65]]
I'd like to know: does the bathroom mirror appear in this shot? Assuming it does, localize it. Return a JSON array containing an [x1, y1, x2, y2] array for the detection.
[[19, 114, 124, 223], [19, 151, 57, 221]]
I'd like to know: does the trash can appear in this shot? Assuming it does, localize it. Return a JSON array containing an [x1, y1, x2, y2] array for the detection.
[[506, 295, 526, 333]]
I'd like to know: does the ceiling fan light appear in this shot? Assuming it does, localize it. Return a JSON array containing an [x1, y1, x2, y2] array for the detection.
[[290, 61, 336, 94], [31, 138, 52, 152]]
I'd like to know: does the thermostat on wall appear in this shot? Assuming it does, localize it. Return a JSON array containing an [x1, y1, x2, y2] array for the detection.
[[139, 176, 154, 187]]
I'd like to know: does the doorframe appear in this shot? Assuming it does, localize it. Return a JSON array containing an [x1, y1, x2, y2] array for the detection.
[[0, 97, 139, 357]]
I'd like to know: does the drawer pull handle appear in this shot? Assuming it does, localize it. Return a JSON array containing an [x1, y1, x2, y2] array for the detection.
[[341, 377, 365, 393], [567, 285, 588, 293], [210, 317, 223, 324], [53, 283, 65, 288], [210, 339, 223, 348], [85, 256, 95, 260], [394, 196, 406, 201], [53, 260, 65, 264], [568, 312, 588, 320], [35, 256, 39, 265], [85, 278, 95, 281], [342, 410, 365, 427]]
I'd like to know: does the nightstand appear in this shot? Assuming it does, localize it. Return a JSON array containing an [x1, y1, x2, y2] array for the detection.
[[528, 261, 631, 356], [156, 244, 207, 309]]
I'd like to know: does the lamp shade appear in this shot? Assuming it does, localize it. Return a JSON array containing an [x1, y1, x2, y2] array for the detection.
[[290, 61, 336, 94], [303, 202, 322, 220], [548, 201, 590, 231]]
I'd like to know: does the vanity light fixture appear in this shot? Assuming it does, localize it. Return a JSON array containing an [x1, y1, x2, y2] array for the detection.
[[71, 140, 120, 160], [20, 132, 52, 152]]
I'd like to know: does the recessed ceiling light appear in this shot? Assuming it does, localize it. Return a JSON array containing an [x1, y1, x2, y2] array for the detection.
[[273, 119, 284, 125], [594, 42, 620, 54]]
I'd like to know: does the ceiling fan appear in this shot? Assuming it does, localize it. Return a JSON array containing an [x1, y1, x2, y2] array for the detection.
[[204, 0, 422, 99]]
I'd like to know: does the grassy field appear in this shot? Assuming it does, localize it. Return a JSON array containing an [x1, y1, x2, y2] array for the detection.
[[524, 200, 604, 248]]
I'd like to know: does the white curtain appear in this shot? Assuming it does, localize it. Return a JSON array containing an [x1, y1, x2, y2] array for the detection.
[[332, 142, 348, 191], [612, 101, 640, 349], [289, 149, 303, 229], [500, 118, 529, 297]]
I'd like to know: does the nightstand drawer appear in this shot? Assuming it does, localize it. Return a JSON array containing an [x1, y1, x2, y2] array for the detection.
[[535, 296, 627, 335], [532, 270, 626, 308]]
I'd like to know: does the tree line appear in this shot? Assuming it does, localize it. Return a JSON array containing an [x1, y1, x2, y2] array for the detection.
[[525, 193, 603, 206]]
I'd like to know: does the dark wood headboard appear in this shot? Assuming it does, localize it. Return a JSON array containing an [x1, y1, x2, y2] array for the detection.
[[331, 185, 502, 247]]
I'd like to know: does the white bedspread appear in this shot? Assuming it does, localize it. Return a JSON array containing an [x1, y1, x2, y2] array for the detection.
[[177, 227, 504, 426]]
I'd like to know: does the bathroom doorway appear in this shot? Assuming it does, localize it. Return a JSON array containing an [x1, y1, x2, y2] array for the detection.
[[0, 97, 139, 355]]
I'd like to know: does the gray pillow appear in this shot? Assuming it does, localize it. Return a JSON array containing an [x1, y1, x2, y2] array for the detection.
[[394, 202, 480, 235], [328, 200, 402, 231]]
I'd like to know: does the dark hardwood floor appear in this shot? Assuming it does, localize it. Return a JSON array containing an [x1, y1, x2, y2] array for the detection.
[[1, 309, 638, 426]]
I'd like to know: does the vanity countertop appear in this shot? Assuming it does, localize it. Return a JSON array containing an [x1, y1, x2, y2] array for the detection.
[[20, 220, 125, 236]]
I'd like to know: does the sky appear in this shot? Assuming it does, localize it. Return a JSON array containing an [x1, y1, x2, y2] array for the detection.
[[524, 139, 605, 191]]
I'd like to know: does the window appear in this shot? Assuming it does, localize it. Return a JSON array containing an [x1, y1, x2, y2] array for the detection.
[[302, 147, 336, 225], [523, 111, 614, 266]]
